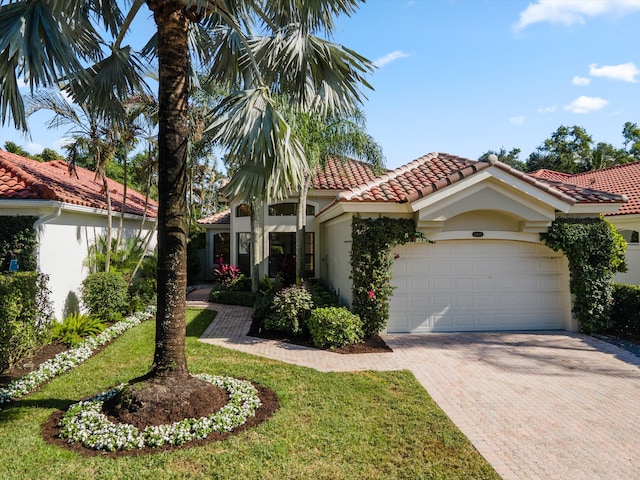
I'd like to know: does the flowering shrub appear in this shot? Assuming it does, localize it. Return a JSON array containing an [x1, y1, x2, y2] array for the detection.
[[213, 263, 242, 290], [58, 374, 261, 451], [351, 217, 425, 336], [263, 284, 313, 335], [0, 306, 156, 409]]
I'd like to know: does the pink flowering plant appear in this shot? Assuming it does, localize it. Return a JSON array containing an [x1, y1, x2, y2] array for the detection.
[[351, 216, 426, 336], [213, 262, 242, 290]]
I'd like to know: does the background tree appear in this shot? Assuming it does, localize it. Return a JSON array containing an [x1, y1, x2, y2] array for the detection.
[[478, 147, 525, 171]]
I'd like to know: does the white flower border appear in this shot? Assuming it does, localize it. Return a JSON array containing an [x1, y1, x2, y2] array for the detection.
[[0, 306, 156, 409], [58, 374, 262, 451]]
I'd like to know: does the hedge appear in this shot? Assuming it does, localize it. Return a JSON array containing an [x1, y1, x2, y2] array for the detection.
[[609, 284, 640, 339], [0, 272, 53, 371]]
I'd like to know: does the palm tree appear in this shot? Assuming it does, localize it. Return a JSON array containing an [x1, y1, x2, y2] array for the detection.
[[283, 108, 385, 281], [0, 0, 374, 417]]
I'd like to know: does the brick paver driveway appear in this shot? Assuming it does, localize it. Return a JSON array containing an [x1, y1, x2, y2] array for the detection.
[[196, 301, 640, 480]]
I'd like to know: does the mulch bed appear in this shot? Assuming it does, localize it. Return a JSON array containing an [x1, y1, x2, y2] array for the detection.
[[41, 383, 279, 457], [0, 341, 68, 386]]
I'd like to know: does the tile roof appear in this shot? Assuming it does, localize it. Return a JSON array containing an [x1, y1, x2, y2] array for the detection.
[[336, 152, 626, 207], [198, 209, 231, 225], [530, 162, 640, 216], [312, 157, 383, 190], [0, 149, 157, 217]]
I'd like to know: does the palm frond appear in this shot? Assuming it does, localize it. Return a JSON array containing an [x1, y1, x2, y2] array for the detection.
[[211, 88, 308, 201]]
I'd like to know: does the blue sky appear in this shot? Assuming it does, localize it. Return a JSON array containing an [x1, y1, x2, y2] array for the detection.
[[3, 0, 640, 170]]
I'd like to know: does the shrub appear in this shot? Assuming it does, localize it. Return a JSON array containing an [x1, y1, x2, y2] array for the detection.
[[208, 290, 257, 307], [0, 216, 38, 272], [128, 277, 157, 313], [307, 307, 364, 349], [229, 275, 251, 292], [51, 313, 107, 347], [213, 263, 242, 290], [306, 279, 342, 308], [609, 284, 640, 340], [0, 272, 53, 371], [263, 284, 313, 335], [81, 272, 129, 322], [252, 294, 275, 324]]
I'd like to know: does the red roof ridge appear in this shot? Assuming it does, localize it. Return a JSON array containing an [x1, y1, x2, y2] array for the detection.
[[338, 152, 440, 201]]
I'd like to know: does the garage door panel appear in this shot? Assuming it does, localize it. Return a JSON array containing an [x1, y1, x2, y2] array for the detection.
[[389, 240, 566, 333]]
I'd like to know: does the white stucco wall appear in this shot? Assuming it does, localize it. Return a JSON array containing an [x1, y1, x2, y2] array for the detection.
[[29, 204, 156, 320], [320, 214, 354, 307]]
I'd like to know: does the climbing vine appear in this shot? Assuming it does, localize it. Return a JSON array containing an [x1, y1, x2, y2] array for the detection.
[[542, 217, 626, 334], [351, 216, 426, 336], [0, 216, 38, 272]]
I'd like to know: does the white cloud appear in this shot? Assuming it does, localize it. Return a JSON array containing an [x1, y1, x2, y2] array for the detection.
[[509, 116, 525, 125], [564, 96, 608, 114], [53, 137, 74, 151], [515, 0, 640, 30], [589, 62, 640, 82], [537, 105, 557, 113], [572, 75, 591, 86], [26, 143, 43, 154], [373, 50, 411, 68]]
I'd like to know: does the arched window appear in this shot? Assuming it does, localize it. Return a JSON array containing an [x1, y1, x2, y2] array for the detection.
[[268, 203, 315, 216], [235, 204, 251, 217]]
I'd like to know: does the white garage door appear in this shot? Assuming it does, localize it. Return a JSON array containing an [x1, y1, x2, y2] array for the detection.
[[388, 240, 566, 333]]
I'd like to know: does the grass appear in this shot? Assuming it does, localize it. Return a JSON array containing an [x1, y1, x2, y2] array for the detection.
[[0, 308, 498, 480]]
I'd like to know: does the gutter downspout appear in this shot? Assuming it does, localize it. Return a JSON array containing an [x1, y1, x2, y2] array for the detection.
[[33, 205, 63, 270]]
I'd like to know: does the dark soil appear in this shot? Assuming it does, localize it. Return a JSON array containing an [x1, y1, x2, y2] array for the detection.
[[0, 341, 68, 386], [248, 317, 392, 354], [102, 375, 230, 430]]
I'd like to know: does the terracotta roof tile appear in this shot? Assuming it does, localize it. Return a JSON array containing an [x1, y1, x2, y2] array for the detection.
[[198, 209, 231, 225], [312, 157, 383, 190], [337, 152, 625, 206], [530, 162, 640, 216], [0, 150, 157, 217]]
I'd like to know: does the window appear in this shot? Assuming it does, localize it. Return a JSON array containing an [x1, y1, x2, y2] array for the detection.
[[213, 233, 230, 265], [268, 203, 315, 217], [236, 204, 251, 217], [619, 230, 640, 244], [268, 232, 315, 279], [237, 232, 251, 275]]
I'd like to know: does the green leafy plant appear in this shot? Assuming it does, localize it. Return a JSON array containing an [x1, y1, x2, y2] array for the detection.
[[542, 217, 626, 334], [307, 307, 364, 349], [351, 216, 426, 337], [51, 313, 107, 347], [0, 272, 53, 371], [306, 278, 342, 308], [208, 290, 257, 307], [609, 284, 640, 340], [263, 284, 314, 335], [81, 272, 129, 322]]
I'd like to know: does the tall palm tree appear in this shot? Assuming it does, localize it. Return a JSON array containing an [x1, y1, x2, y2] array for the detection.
[[284, 108, 385, 281], [0, 0, 374, 411]]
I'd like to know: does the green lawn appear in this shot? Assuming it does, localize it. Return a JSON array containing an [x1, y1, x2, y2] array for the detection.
[[0, 308, 498, 479]]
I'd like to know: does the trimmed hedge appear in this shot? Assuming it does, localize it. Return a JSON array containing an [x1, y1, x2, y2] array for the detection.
[[609, 284, 640, 340], [208, 290, 257, 307], [81, 272, 129, 322], [307, 307, 364, 349], [0, 216, 38, 272], [0, 272, 53, 371]]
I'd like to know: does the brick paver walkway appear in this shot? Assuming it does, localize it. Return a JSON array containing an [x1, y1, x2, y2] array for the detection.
[[193, 299, 640, 480]]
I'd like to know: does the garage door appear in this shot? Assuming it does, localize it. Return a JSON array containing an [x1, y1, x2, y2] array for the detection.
[[388, 240, 565, 333]]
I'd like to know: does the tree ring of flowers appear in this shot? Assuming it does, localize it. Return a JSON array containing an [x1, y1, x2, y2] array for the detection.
[[58, 374, 262, 451]]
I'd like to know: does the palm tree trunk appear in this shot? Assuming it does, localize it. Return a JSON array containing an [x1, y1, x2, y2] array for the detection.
[[250, 199, 262, 292], [116, 151, 129, 251], [102, 174, 113, 272], [295, 177, 310, 283], [148, 0, 190, 378]]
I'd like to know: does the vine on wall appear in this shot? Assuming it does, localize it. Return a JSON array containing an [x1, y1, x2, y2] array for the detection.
[[0, 216, 38, 272], [542, 217, 626, 334], [351, 216, 426, 336]]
